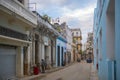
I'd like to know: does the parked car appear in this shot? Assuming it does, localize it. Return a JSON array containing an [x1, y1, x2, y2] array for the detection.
[[86, 58, 92, 63], [77, 58, 81, 62]]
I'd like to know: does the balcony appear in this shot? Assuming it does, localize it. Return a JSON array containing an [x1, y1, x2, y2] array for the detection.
[[33, 11, 59, 36], [73, 40, 82, 45], [0, 0, 37, 27]]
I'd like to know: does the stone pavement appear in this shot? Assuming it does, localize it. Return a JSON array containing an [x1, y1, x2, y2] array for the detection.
[[19, 63, 74, 80], [40, 62, 91, 80], [80, 60, 98, 80], [19, 62, 98, 80]]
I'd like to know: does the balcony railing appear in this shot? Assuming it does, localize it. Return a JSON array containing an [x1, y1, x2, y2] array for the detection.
[[0, 0, 37, 26], [0, 25, 28, 41], [33, 11, 59, 36]]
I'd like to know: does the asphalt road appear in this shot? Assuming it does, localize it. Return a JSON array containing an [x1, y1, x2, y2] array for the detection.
[[40, 62, 91, 80]]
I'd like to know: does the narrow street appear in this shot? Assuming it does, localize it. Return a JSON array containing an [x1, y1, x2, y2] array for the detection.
[[0, 0, 102, 80], [40, 62, 91, 80]]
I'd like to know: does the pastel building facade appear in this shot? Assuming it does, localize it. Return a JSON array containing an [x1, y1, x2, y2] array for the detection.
[[31, 11, 58, 69], [60, 22, 72, 63], [56, 36, 67, 67], [94, 0, 120, 80], [71, 28, 82, 60]]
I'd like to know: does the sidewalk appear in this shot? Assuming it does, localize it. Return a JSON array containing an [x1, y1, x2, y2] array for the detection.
[[19, 67, 63, 80], [90, 63, 98, 80], [19, 63, 74, 80]]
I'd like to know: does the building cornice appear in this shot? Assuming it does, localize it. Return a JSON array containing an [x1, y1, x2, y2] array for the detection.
[[0, 0, 37, 28]]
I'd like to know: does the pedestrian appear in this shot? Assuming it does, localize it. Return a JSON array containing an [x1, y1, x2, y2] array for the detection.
[[41, 59, 46, 73]]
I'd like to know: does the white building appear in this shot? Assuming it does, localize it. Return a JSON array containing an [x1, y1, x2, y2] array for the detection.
[[66, 27, 72, 63], [31, 11, 59, 69], [0, 0, 37, 79]]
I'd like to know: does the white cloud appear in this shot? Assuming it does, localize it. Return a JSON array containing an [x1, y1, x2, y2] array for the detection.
[[57, 4, 95, 44], [60, 3, 95, 23], [29, 0, 67, 11]]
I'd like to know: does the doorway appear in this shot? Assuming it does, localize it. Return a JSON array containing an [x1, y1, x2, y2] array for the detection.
[[61, 47, 64, 66], [57, 46, 60, 66], [51, 40, 53, 66], [35, 34, 39, 64]]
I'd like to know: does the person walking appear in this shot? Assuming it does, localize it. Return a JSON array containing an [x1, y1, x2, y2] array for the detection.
[[41, 59, 46, 73]]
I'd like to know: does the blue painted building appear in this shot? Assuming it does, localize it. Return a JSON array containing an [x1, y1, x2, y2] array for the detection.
[[56, 36, 67, 67], [94, 0, 120, 80]]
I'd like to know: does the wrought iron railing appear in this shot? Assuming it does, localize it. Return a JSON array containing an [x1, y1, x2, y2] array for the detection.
[[0, 26, 28, 40]]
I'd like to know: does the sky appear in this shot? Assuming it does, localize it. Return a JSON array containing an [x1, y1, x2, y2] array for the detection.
[[29, 0, 97, 44]]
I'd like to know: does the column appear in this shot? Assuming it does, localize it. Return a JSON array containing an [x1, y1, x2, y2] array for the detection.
[[32, 40, 35, 65], [47, 44, 51, 69], [38, 41, 41, 63], [48, 45, 51, 64], [41, 43, 45, 60], [24, 47, 28, 75], [53, 46, 56, 67], [39, 35, 43, 61], [28, 44, 32, 75], [24, 45, 31, 75], [16, 46, 24, 77]]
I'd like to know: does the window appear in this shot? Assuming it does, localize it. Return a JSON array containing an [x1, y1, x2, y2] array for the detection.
[[74, 38, 76, 41], [76, 32, 78, 35], [72, 32, 74, 36], [78, 38, 80, 41]]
